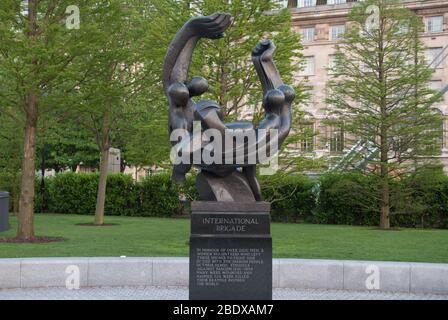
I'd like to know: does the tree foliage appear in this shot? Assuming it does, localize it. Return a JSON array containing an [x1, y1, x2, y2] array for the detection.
[[147, 0, 310, 172], [326, 0, 443, 228]]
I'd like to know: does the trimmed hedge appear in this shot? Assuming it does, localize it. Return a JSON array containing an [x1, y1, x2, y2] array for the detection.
[[138, 173, 181, 217], [316, 168, 448, 228], [260, 173, 315, 222], [41, 172, 180, 217], [48, 173, 97, 214], [396, 167, 448, 228], [48, 172, 137, 216], [3, 167, 448, 228], [316, 172, 380, 226], [33, 171, 317, 220]]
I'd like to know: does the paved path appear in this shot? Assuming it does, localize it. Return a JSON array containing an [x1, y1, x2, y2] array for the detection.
[[0, 286, 447, 300]]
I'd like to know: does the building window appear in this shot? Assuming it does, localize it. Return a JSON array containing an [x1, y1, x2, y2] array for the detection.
[[328, 125, 344, 153], [328, 55, 337, 74], [426, 16, 444, 33], [427, 47, 444, 69], [300, 123, 315, 152], [330, 25, 346, 40], [301, 27, 315, 43], [328, 0, 346, 5], [297, 0, 316, 8], [300, 56, 315, 76]]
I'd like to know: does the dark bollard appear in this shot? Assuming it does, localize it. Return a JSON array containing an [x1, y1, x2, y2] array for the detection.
[[0, 191, 10, 232]]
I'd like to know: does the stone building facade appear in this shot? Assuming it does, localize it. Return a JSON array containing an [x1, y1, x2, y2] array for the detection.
[[286, 0, 448, 169]]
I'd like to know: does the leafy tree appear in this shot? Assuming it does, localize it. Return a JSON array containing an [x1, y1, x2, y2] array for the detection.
[[326, 0, 443, 229], [36, 117, 99, 174], [34, 115, 99, 212], [0, 111, 23, 213], [68, 0, 164, 225], [123, 112, 172, 170], [0, 0, 99, 239]]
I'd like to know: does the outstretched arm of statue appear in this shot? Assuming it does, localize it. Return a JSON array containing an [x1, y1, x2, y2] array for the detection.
[[251, 40, 284, 94], [252, 40, 296, 147], [162, 12, 232, 92], [163, 13, 231, 182]]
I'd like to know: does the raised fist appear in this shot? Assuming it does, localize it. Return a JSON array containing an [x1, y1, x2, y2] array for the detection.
[[252, 39, 276, 62]]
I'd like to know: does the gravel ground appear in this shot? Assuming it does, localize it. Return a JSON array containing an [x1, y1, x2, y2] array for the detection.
[[0, 286, 447, 300]]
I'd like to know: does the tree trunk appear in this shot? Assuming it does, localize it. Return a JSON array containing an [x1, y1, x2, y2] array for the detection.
[[11, 169, 19, 214], [378, 19, 390, 230], [380, 173, 390, 229], [379, 123, 391, 229], [94, 148, 109, 225], [40, 147, 46, 213], [379, 130, 391, 229], [94, 104, 111, 225], [17, 98, 38, 240]]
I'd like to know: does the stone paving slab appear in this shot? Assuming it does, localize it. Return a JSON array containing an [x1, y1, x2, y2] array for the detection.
[[0, 286, 447, 300]]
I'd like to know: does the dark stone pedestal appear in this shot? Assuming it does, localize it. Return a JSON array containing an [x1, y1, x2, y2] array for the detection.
[[189, 201, 272, 300]]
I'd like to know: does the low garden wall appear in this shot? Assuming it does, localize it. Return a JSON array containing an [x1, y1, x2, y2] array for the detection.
[[1, 257, 448, 295]]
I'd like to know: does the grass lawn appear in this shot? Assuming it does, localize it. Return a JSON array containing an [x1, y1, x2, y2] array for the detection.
[[0, 214, 448, 263]]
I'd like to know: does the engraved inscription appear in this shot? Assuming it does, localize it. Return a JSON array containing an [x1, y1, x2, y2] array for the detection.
[[195, 247, 264, 287], [202, 217, 259, 233]]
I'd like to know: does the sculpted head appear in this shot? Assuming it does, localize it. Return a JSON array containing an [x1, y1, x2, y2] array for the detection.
[[168, 82, 190, 107], [187, 76, 209, 97], [278, 84, 295, 105], [264, 89, 285, 114]]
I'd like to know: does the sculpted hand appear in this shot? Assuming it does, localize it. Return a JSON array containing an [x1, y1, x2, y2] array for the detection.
[[187, 12, 232, 39]]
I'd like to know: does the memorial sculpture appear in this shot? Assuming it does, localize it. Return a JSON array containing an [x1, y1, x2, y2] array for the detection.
[[163, 12, 295, 300], [163, 12, 295, 202]]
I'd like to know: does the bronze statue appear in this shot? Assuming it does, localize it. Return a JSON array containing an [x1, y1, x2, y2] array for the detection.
[[163, 12, 295, 202]]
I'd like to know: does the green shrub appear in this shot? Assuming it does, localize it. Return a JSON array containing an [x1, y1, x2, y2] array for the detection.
[[138, 172, 181, 217], [396, 167, 448, 228], [34, 176, 52, 213], [316, 172, 380, 226], [433, 180, 448, 228], [316, 169, 448, 228], [48, 172, 98, 214], [11, 165, 448, 229], [177, 173, 199, 215], [48, 172, 138, 216], [260, 173, 316, 222], [104, 173, 138, 216], [181, 174, 199, 202]]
